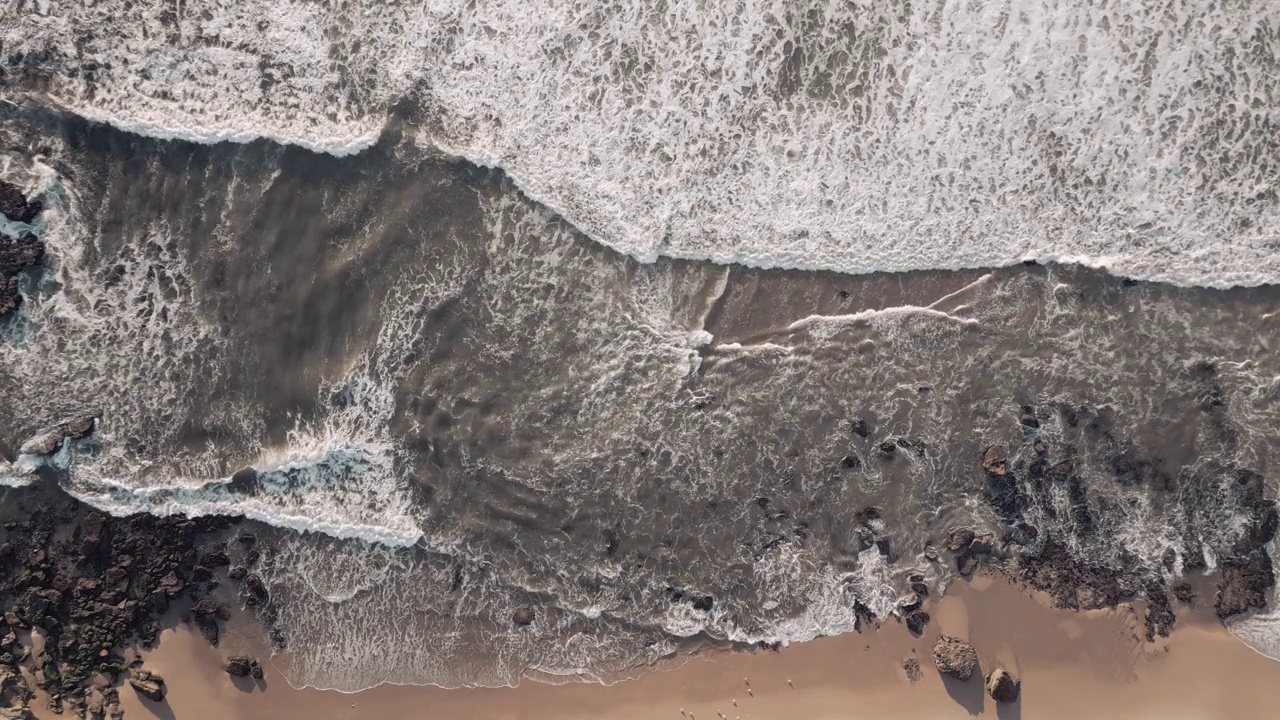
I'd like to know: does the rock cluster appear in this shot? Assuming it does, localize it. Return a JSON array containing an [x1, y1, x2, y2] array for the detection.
[[224, 656, 264, 680], [0, 180, 44, 319], [0, 478, 239, 717]]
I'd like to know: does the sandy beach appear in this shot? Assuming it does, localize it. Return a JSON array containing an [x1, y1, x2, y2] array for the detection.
[[33, 570, 1267, 720]]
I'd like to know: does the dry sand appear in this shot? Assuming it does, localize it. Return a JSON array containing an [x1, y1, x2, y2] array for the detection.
[[39, 571, 1279, 720]]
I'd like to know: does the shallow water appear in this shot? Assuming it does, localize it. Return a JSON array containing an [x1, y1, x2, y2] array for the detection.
[[1, 105, 1278, 690]]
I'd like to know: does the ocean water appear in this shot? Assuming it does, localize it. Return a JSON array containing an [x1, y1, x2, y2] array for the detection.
[[1, 0, 1279, 692]]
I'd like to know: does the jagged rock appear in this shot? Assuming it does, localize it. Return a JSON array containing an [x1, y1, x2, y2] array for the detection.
[[946, 528, 976, 552], [223, 656, 253, 677], [1144, 584, 1176, 640], [0, 182, 42, 224], [905, 609, 930, 636], [1018, 405, 1040, 428], [981, 445, 1008, 476], [932, 636, 977, 680], [1216, 551, 1275, 618], [228, 566, 248, 581], [1172, 582, 1195, 606], [511, 607, 536, 626], [18, 415, 98, 456], [199, 549, 231, 568], [156, 572, 185, 598], [127, 671, 165, 702], [249, 659, 263, 680], [986, 668, 1020, 702]]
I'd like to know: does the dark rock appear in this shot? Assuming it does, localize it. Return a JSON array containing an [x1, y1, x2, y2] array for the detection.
[[228, 566, 248, 581], [1018, 405, 1040, 428], [1172, 582, 1195, 606], [225, 470, 261, 495], [980, 445, 1008, 476], [691, 595, 714, 612], [850, 418, 870, 438], [199, 548, 230, 568], [877, 442, 896, 459], [224, 656, 253, 677], [986, 668, 1020, 702], [905, 609, 930, 636], [1019, 539, 1135, 610], [1216, 550, 1275, 618], [244, 549, 261, 566], [156, 572, 185, 598], [241, 574, 268, 606], [1144, 584, 1175, 641], [932, 636, 977, 680], [235, 533, 257, 546], [249, 659, 263, 680], [0, 181, 42, 224], [511, 607, 536, 627]]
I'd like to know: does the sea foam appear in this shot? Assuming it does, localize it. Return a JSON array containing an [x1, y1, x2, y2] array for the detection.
[[3, 0, 1276, 287]]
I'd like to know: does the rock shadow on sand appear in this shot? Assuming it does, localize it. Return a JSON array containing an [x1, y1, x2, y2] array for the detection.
[[940, 663, 986, 716]]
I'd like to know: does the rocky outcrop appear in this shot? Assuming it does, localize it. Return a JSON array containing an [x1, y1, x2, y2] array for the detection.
[[0, 182, 45, 319], [932, 636, 977, 680], [985, 668, 1020, 702], [945, 527, 995, 577], [0, 234, 44, 318], [127, 671, 165, 702], [0, 182, 42, 224], [1215, 550, 1275, 618], [0, 478, 239, 716], [17, 415, 98, 456]]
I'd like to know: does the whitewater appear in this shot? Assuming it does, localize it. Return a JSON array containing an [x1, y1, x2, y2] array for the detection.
[[4, 0, 1280, 695], [3, 0, 1277, 287]]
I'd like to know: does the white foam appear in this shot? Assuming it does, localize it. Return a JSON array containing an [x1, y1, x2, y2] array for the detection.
[[5, 0, 1276, 287], [67, 444, 423, 547]]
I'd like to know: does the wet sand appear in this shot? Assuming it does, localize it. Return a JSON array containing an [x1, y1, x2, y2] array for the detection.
[[36, 570, 1273, 720]]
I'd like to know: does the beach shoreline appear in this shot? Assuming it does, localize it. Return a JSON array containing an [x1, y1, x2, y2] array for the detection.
[[57, 569, 1277, 720]]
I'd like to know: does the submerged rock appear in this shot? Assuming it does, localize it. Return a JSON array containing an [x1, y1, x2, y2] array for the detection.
[[932, 636, 977, 680], [985, 668, 1020, 702]]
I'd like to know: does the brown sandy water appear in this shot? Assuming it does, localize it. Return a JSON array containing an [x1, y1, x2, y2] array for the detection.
[[56, 571, 1274, 720]]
